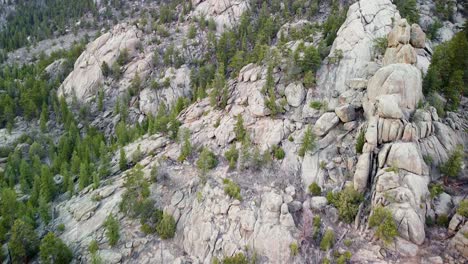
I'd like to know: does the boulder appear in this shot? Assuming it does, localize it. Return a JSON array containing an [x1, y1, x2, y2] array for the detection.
[[383, 44, 417, 65], [310, 197, 328, 210], [335, 104, 356, 122], [410, 24, 426, 48], [385, 142, 426, 175], [354, 153, 372, 192], [99, 250, 122, 264], [449, 222, 468, 257], [367, 63, 423, 112], [387, 19, 411, 47], [314, 113, 340, 137], [284, 82, 305, 107], [433, 192, 453, 216], [316, 0, 400, 97], [375, 94, 403, 119]]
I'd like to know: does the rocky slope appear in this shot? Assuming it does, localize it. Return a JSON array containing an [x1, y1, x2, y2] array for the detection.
[[1, 0, 467, 263]]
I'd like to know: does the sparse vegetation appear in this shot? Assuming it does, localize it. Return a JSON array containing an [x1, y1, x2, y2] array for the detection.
[[355, 130, 365, 154], [369, 206, 398, 244], [225, 145, 239, 170], [436, 214, 449, 227], [327, 186, 364, 223], [104, 214, 120, 246], [457, 200, 468, 217], [156, 213, 176, 239], [299, 125, 316, 157], [310, 101, 324, 110], [197, 147, 218, 174], [308, 182, 322, 196], [223, 179, 242, 200], [429, 183, 444, 199], [290, 242, 299, 256], [272, 145, 285, 160], [440, 145, 464, 178], [320, 229, 335, 251]]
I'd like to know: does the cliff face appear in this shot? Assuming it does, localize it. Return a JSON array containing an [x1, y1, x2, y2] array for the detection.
[[1, 0, 467, 263]]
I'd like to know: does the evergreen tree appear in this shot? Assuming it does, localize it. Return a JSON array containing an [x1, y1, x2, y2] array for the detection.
[[209, 64, 228, 109], [39, 232, 73, 264], [9, 219, 39, 263], [40, 103, 48, 133], [79, 162, 90, 190], [104, 214, 120, 246], [119, 148, 127, 171]]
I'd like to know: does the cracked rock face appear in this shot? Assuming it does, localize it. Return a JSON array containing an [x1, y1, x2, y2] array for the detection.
[[316, 0, 400, 99], [192, 0, 249, 33], [354, 18, 464, 245], [58, 23, 143, 103]]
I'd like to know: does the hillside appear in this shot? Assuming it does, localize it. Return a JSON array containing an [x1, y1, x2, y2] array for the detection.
[[0, 0, 467, 263]]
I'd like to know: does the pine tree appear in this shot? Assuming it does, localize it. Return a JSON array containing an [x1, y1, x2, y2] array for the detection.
[[93, 172, 100, 190], [104, 214, 120, 246], [9, 219, 39, 263], [40, 103, 48, 133], [99, 142, 110, 178], [79, 162, 90, 190], [39, 232, 73, 264], [119, 148, 127, 171], [209, 64, 228, 109], [234, 114, 246, 142], [40, 165, 54, 202]]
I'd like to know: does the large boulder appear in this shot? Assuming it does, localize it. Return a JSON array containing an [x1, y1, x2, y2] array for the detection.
[[387, 19, 411, 47], [367, 63, 423, 112], [58, 24, 142, 103], [385, 142, 426, 175], [284, 82, 305, 107], [316, 0, 400, 97], [335, 104, 356, 122], [314, 113, 340, 137], [383, 44, 417, 65], [410, 24, 426, 49]]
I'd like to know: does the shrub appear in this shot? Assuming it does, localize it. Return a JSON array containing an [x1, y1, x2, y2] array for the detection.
[[290, 242, 299, 256], [234, 115, 247, 142], [308, 182, 322, 196], [104, 214, 120, 246], [436, 214, 449, 227], [355, 130, 365, 154], [89, 239, 99, 254], [310, 101, 323, 110], [225, 145, 239, 170], [272, 145, 285, 160], [221, 253, 249, 264], [457, 200, 468, 217], [187, 24, 197, 39], [343, 239, 352, 247], [373, 37, 388, 56], [223, 179, 242, 200], [304, 70, 315, 87], [197, 147, 218, 174], [57, 223, 65, 232], [178, 129, 192, 162], [320, 229, 335, 251], [156, 213, 176, 239], [327, 186, 364, 223], [369, 206, 398, 244], [429, 183, 444, 199], [440, 145, 464, 178], [336, 251, 352, 264], [299, 125, 316, 157]]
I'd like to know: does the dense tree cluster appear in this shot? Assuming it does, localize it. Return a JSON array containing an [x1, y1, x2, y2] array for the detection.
[[0, 0, 97, 51], [424, 28, 468, 110]]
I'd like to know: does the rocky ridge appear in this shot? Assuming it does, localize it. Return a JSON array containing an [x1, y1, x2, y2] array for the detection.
[[3, 0, 466, 263]]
